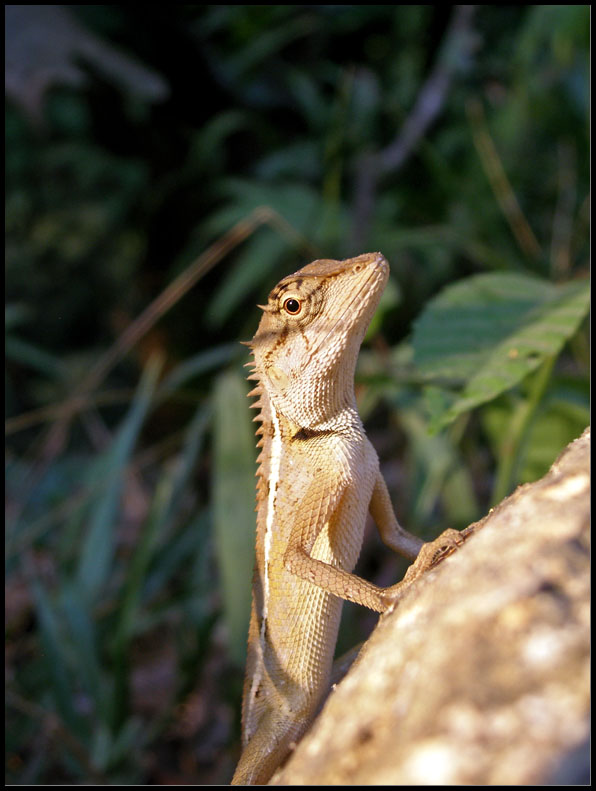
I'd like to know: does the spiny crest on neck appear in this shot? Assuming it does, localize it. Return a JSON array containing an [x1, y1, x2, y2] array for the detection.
[[244, 352, 272, 503]]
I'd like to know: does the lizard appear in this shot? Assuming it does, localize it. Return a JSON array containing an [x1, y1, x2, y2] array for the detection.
[[231, 252, 464, 785]]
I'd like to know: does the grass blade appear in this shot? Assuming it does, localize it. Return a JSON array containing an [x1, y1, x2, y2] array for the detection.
[[77, 356, 162, 603], [28, 575, 81, 733]]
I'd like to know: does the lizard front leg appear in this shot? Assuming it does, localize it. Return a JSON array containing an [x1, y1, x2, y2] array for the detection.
[[284, 473, 466, 614], [369, 471, 467, 608], [369, 473, 424, 560], [282, 478, 411, 614]]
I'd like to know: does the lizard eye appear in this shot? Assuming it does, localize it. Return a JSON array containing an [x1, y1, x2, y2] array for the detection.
[[283, 297, 302, 315]]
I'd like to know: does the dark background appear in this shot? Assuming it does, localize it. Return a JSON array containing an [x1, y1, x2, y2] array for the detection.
[[5, 5, 589, 784]]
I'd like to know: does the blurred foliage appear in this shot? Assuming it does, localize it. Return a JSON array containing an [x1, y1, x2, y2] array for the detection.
[[5, 5, 589, 785]]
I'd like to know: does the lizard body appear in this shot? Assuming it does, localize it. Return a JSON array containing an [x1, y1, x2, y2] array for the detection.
[[232, 253, 461, 785]]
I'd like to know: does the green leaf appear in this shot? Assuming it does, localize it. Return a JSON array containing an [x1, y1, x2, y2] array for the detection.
[[60, 580, 107, 723], [143, 511, 209, 602], [5, 335, 67, 379], [211, 369, 257, 665], [412, 273, 589, 432], [29, 575, 81, 732], [113, 472, 171, 648], [158, 343, 239, 397], [391, 401, 479, 530], [77, 356, 161, 603], [5, 302, 32, 330], [201, 179, 319, 326], [207, 232, 288, 327], [482, 375, 590, 486], [422, 385, 458, 435], [112, 400, 209, 647]]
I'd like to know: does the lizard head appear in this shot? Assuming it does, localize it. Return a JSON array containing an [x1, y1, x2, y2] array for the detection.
[[249, 252, 389, 429]]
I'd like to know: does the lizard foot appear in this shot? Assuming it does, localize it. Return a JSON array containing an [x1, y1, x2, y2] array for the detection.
[[380, 528, 470, 611]]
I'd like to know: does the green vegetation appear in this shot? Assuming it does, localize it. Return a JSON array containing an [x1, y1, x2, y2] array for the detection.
[[5, 6, 589, 784]]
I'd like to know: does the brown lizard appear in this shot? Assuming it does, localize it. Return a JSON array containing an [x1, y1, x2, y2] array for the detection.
[[231, 252, 464, 785]]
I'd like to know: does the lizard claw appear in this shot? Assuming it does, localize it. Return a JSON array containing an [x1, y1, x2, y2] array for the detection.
[[380, 527, 471, 611], [410, 527, 470, 572]]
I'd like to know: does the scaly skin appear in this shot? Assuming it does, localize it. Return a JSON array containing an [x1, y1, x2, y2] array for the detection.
[[232, 253, 462, 785]]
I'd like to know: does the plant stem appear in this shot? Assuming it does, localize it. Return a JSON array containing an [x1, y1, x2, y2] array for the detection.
[[492, 355, 556, 505]]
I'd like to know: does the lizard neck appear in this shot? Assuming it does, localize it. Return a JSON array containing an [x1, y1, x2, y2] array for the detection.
[[251, 351, 363, 437], [285, 400, 363, 436], [256, 343, 362, 432]]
